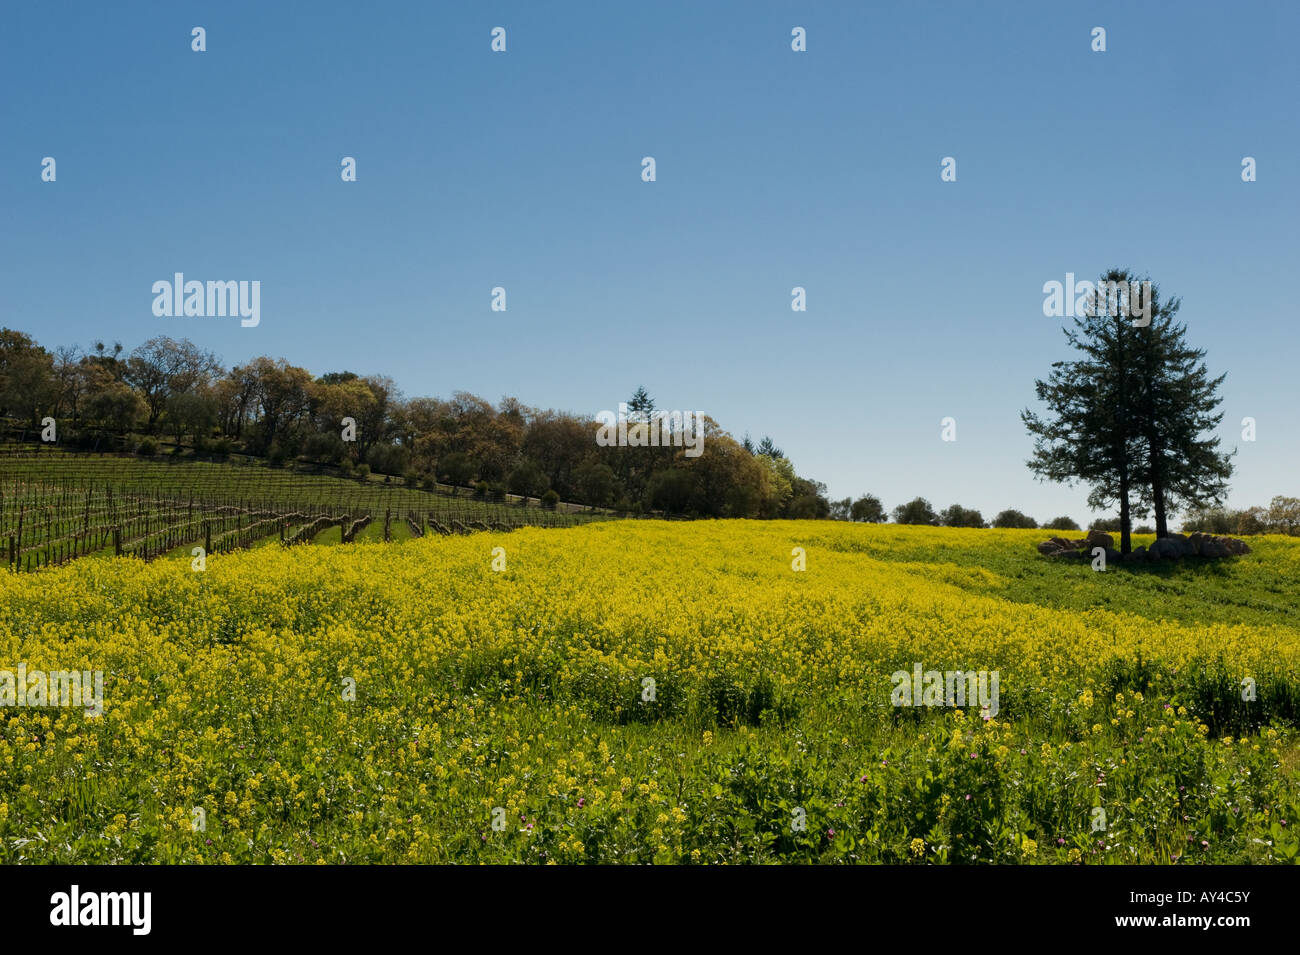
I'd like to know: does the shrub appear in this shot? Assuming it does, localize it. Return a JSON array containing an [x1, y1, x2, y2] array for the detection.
[[438, 452, 476, 491], [200, 436, 233, 458], [992, 509, 1038, 529], [366, 442, 411, 477], [473, 481, 490, 500], [851, 494, 887, 523], [574, 461, 618, 508], [136, 437, 158, 457], [508, 458, 550, 498], [489, 481, 508, 503], [939, 504, 987, 528], [1042, 515, 1080, 531], [355, 463, 371, 482], [541, 489, 560, 509], [302, 432, 345, 465], [892, 497, 939, 526]]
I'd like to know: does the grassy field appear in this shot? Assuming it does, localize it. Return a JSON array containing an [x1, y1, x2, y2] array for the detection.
[[1, 520, 1297, 863]]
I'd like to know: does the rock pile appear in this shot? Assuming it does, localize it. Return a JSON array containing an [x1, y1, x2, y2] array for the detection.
[[1036, 530, 1250, 563]]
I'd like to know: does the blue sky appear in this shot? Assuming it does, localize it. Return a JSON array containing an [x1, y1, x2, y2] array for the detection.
[[2, 1, 1296, 522]]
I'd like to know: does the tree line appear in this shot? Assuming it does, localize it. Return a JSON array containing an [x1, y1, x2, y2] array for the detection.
[[0, 329, 837, 517]]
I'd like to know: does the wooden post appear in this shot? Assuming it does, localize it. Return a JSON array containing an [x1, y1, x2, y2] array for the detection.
[[114, 527, 121, 556]]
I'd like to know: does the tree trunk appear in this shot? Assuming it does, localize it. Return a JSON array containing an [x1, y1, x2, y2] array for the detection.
[[1119, 468, 1132, 554], [1149, 442, 1169, 538]]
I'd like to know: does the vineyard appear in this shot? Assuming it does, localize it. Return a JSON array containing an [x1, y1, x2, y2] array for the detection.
[[0, 450, 611, 571]]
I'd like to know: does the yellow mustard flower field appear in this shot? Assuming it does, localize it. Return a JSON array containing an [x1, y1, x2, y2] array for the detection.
[[2, 521, 1298, 863]]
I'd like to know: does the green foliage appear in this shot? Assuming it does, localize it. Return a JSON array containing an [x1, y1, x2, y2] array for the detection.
[[849, 495, 887, 523], [893, 497, 939, 526], [1042, 516, 1080, 531], [940, 504, 987, 528], [993, 509, 1038, 529]]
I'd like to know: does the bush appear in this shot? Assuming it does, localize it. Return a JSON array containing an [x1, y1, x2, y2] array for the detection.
[[267, 443, 289, 468], [1042, 515, 1080, 531], [420, 475, 437, 492], [438, 452, 476, 491], [992, 509, 1038, 529], [1134, 525, 1155, 535], [489, 481, 508, 503], [851, 494, 887, 523], [355, 463, 371, 482], [473, 481, 490, 500], [1090, 517, 1122, 533], [892, 497, 939, 526], [1182, 507, 1267, 536], [574, 461, 618, 508], [645, 468, 695, 515], [199, 436, 233, 458], [366, 442, 411, 477], [302, 432, 345, 465], [136, 437, 158, 457], [508, 458, 550, 498], [541, 489, 560, 509], [939, 504, 987, 528]]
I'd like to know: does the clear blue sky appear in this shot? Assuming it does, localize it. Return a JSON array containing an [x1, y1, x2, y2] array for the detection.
[[2, 1, 1296, 523]]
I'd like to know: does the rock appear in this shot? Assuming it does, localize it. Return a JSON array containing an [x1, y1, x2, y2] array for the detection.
[[1086, 530, 1115, 550], [1035, 530, 1249, 561], [1149, 537, 1190, 560]]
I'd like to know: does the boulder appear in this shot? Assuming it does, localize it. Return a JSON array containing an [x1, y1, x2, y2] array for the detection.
[[1148, 537, 1190, 560], [1034, 531, 1248, 562], [1086, 530, 1115, 550]]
